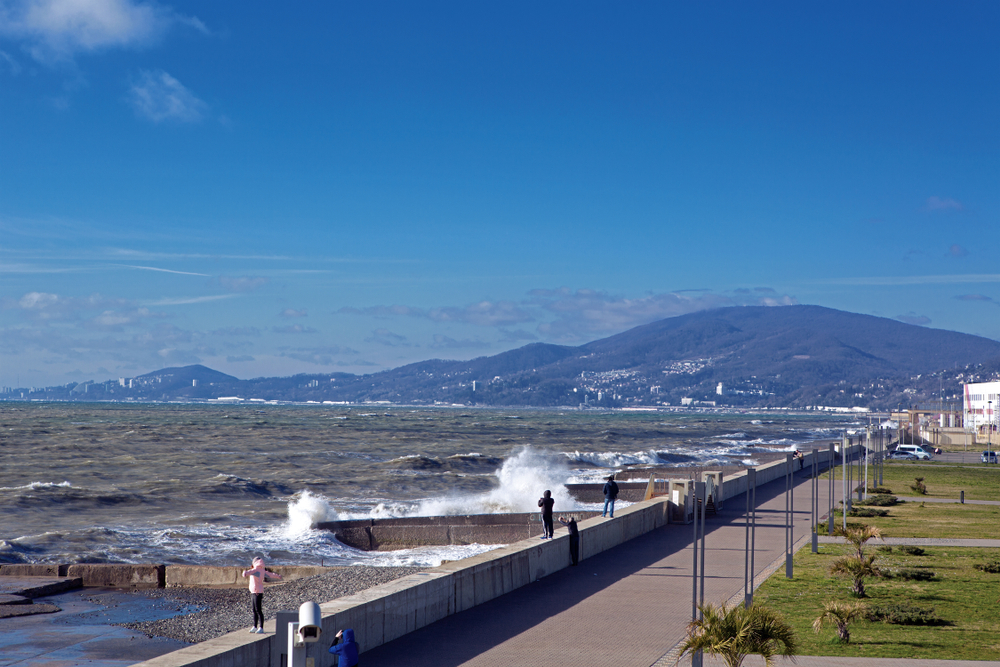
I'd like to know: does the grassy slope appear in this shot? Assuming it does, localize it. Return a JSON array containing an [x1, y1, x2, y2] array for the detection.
[[755, 545, 1000, 660]]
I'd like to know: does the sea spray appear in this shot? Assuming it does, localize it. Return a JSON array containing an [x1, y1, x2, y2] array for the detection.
[[414, 446, 578, 515], [284, 490, 337, 536]]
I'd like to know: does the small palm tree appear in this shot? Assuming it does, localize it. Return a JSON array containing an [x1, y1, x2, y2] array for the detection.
[[679, 601, 797, 667], [841, 524, 882, 558], [830, 552, 882, 597], [813, 600, 867, 643]]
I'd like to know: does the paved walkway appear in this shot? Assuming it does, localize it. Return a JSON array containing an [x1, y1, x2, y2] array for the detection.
[[360, 468, 1000, 667]]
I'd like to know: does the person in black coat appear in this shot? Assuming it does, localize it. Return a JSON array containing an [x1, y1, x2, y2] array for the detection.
[[559, 516, 579, 565], [538, 490, 555, 538], [602, 475, 619, 518]]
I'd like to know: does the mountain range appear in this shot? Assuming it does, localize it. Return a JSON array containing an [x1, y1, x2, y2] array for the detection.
[[11, 305, 1000, 408]]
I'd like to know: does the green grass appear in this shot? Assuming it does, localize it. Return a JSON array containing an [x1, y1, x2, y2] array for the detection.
[[820, 461, 1000, 501], [819, 501, 1000, 539], [754, 545, 1000, 660]]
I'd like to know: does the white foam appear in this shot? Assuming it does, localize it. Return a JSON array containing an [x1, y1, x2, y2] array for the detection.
[[0, 481, 73, 491], [283, 490, 337, 536]]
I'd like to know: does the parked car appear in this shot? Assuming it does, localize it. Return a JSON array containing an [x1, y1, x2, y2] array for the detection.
[[982, 451, 999, 464], [895, 444, 933, 460], [887, 450, 919, 460]]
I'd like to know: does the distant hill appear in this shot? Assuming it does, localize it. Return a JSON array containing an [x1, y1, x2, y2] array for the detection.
[[13, 305, 1000, 408]]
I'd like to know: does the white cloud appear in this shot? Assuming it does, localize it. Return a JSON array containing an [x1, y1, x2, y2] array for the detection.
[[822, 274, 1000, 286], [280, 308, 307, 318], [0, 49, 21, 73], [118, 264, 210, 276], [219, 275, 268, 292], [0, 0, 204, 63], [340, 300, 534, 327], [128, 69, 206, 123], [925, 196, 963, 212], [366, 328, 410, 347]]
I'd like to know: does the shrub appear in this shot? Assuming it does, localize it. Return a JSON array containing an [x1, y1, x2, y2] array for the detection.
[[890, 567, 936, 581], [910, 477, 927, 495], [898, 545, 925, 556], [865, 603, 947, 626], [877, 545, 894, 554], [866, 485, 893, 494], [974, 561, 1000, 573], [848, 508, 889, 518], [856, 494, 898, 507]]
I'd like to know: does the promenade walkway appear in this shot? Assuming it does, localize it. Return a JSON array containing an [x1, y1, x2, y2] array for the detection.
[[360, 468, 1000, 667]]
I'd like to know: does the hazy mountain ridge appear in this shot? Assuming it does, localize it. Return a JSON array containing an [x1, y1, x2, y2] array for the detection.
[[9, 306, 1000, 408]]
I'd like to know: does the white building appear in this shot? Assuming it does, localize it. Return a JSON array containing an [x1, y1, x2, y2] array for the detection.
[[964, 381, 1000, 432]]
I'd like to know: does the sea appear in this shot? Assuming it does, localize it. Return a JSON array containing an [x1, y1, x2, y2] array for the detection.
[[0, 403, 859, 568]]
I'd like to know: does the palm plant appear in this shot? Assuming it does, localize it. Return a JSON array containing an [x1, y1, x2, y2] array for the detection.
[[813, 600, 867, 643], [679, 601, 797, 667], [841, 524, 882, 558], [830, 552, 882, 597]]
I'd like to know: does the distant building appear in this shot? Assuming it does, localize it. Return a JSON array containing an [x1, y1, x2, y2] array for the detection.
[[964, 381, 1000, 434], [716, 382, 724, 395]]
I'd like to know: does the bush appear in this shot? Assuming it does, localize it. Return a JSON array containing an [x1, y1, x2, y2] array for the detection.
[[866, 486, 893, 494], [877, 545, 894, 554], [865, 603, 947, 626], [856, 494, 899, 507], [890, 567, 936, 581], [975, 561, 1000, 573], [848, 507, 889, 518], [898, 545, 925, 556]]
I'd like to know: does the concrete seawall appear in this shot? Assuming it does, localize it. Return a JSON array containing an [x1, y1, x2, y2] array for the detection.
[[0, 564, 344, 589]]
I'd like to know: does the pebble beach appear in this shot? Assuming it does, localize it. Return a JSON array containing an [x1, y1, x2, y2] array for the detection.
[[117, 566, 425, 645]]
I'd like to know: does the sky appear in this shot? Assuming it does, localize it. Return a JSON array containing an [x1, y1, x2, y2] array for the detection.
[[1, 1, 998, 388]]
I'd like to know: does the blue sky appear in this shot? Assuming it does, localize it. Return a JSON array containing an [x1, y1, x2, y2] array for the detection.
[[1, 1, 998, 388]]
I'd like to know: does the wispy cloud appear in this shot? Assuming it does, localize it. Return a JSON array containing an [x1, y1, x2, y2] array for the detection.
[[276, 345, 357, 365], [429, 334, 490, 350], [365, 329, 411, 347], [279, 308, 307, 318], [894, 313, 931, 326], [948, 244, 968, 258], [341, 300, 534, 327], [219, 275, 268, 292], [117, 264, 210, 276], [925, 196, 963, 212], [128, 70, 206, 123], [273, 324, 317, 334], [144, 294, 236, 306], [0, 49, 21, 73], [955, 294, 998, 305], [822, 274, 1000, 286], [0, 0, 206, 63]]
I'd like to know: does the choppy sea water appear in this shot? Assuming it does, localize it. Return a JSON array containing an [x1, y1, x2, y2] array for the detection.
[[0, 404, 856, 567]]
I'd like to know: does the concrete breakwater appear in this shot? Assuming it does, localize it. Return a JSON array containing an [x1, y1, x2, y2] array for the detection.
[[319, 511, 601, 551], [130, 443, 859, 667], [0, 564, 340, 589]]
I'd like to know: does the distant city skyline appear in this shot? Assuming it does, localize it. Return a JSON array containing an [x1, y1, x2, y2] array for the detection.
[[1, 1, 998, 387]]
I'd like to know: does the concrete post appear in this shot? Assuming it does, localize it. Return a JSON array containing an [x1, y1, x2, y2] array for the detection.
[[785, 453, 793, 579], [828, 442, 835, 536]]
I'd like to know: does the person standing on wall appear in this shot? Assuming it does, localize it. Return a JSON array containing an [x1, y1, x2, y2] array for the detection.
[[602, 475, 619, 518], [538, 489, 555, 539]]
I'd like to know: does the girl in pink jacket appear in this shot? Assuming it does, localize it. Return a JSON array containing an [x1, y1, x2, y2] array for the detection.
[[242, 557, 281, 633]]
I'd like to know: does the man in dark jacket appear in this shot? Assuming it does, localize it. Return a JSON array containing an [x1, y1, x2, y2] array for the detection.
[[602, 475, 619, 518], [538, 490, 555, 539], [329, 628, 359, 666]]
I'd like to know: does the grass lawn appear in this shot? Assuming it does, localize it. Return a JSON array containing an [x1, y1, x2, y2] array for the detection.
[[754, 545, 1000, 660], [819, 461, 1000, 501], [818, 500, 1000, 539]]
